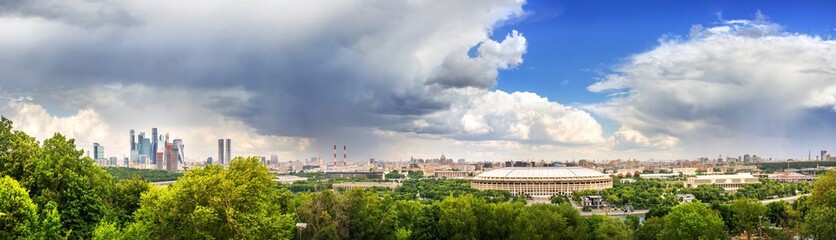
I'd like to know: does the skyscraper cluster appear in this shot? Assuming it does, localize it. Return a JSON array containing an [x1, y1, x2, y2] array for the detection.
[[129, 128, 185, 171], [217, 139, 231, 165]]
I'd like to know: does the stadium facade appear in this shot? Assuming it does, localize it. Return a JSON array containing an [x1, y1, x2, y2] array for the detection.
[[471, 167, 612, 197]]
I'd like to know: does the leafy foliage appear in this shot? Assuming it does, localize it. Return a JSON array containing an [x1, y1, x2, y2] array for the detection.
[[123, 157, 295, 239], [659, 202, 726, 240], [0, 176, 38, 239], [104, 167, 182, 182]]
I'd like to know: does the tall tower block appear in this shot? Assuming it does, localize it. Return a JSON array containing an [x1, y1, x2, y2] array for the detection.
[[225, 139, 231, 165], [218, 139, 225, 165]]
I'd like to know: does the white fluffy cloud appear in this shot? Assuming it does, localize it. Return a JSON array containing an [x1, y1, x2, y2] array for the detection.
[[608, 127, 678, 150], [587, 14, 836, 156], [1, 99, 110, 148], [0, 84, 311, 161], [399, 88, 605, 145], [427, 30, 527, 89]]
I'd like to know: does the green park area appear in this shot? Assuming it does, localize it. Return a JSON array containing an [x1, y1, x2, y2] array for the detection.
[[2, 117, 835, 239]]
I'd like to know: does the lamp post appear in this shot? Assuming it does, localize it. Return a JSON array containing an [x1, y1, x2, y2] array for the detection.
[[295, 223, 307, 240]]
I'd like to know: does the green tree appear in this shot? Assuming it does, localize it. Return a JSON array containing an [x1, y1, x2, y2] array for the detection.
[[766, 201, 790, 228], [36, 201, 65, 240], [110, 177, 150, 226], [386, 170, 405, 179], [509, 204, 569, 240], [729, 198, 766, 240], [0, 176, 38, 239], [803, 170, 836, 239], [26, 133, 114, 239], [810, 170, 836, 207], [660, 202, 726, 240], [550, 194, 567, 205], [594, 216, 631, 240], [126, 157, 295, 239], [410, 204, 441, 240], [92, 222, 121, 240], [625, 214, 641, 231], [347, 188, 395, 239], [804, 207, 836, 240], [634, 217, 665, 240], [437, 195, 480, 240], [297, 190, 349, 239], [0, 117, 41, 183]]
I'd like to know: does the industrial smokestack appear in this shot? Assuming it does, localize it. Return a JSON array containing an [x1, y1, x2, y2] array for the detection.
[[343, 145, 347, 163], [333, 145, 337, 166]]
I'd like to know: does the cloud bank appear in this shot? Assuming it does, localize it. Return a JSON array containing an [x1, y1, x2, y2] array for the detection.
[[588, 13, 836, 156]]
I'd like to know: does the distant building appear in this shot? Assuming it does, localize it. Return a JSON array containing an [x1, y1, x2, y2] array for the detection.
[[434, 171, 470, 178], [332, 182, 401, 191], [156, 152, 164, 170], [151, 128, 158, 165], [218, 139, 225, 165], [471, 167, 612, 197], [109, 157, 118, 166], [685, 173, 759, 191], [768, 172, 816, 183], [822, 151, 828, 162], [582, 195, 608, 209], [270, 155, 278, 165], [225, 139, 231, 165], [275, 175, 308, 184], [129, 129, 136, 162], [206, 157, 213, 165], [137, 132, 151, 164], [675, 194, 696, 203], [93, 143, 104, 160], [173, 139, 184, 165]]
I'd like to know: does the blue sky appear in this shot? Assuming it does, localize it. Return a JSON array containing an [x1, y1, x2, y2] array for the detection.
[[1, 0, 834, 161], [494, 0, 836, 134]]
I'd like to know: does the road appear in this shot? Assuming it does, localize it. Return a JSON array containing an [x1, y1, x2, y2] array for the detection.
[[760, 194, 809, 204]]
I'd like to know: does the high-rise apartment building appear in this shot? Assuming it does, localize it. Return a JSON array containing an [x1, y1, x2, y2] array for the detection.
[[151, 128, 158, 165], [93, 143, 104, 160], [130, 129, 136, 150], [164, 134, 179, 172], [138, 132, 151, 164], [225, 139, 231, 165], [173, 139, 184, 164], [156, 152, 164, 170], [130, 129, 138, 163], [218, 139, 225, 165]]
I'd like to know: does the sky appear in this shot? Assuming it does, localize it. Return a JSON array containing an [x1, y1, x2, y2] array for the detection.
[[0, 0, 834, 162]]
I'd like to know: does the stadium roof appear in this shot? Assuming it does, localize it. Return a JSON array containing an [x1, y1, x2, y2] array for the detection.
[[474, 167, 608, 180]]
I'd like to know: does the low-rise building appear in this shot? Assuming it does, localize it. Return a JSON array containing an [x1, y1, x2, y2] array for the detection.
[[582, 195, 608, 209], [768, 172, 816, 183], [675, 194, 696, 203], [685, 173, 759, 191], [332, 182, 402, 190], [434, 171, 471, 178]]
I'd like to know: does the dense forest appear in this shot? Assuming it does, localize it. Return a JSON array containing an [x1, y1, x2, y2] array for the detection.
[[2, 116, 836, 239]]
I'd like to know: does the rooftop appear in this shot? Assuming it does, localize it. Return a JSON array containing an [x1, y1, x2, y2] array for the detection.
[[474, 167, 607, 180], [691, 173, 756, 180]]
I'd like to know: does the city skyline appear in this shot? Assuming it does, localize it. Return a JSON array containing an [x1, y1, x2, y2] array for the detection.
[[0, 1, 834, 162]]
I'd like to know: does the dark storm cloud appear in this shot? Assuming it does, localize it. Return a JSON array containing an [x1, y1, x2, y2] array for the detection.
[[0, 0, 527, 147]]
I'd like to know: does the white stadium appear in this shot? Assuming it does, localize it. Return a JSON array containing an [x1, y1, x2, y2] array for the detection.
[[471, 167, 613, 197]]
